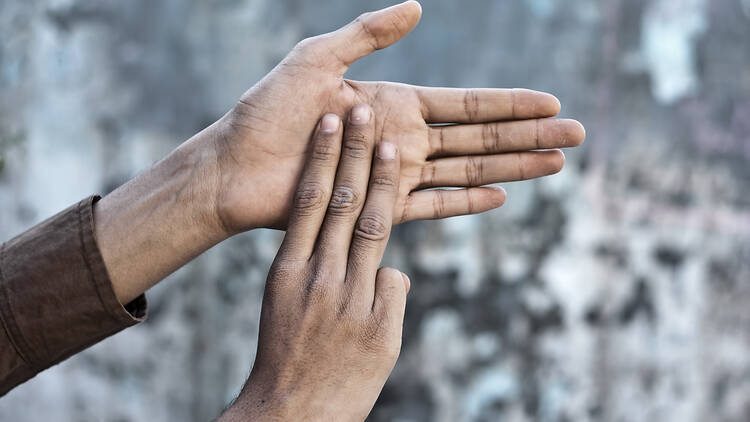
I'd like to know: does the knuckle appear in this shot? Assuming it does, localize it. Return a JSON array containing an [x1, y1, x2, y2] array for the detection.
[[328, 185, 362, 214], [432, 190, 448, 219], [465, 156, 484, 186], [343, 132, 371, 159], [354, 14, 380, 50], [266, 259, 306, 295], [293, 36, 321, 54], [355, 12, 371, 23], [419, 163, 436, 187], [312, 136, 339, 162], [303, 266, 334, 304], [371, 173, 398, 191], [463, 88, 481, 121], [354, 13, 373, 32], [355, 212, 389, 242], [269, 259, 299, 278], [293, 184, 327, 214], [336, 290, 362, 319], [303, 279, 330, 306], [466, 188, 476, 215], [481, 122, 503, 152]]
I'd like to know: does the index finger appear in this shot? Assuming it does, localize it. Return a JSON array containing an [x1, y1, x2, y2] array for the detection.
[[279, 113, 342, 260], [417, 87, 561, 124]]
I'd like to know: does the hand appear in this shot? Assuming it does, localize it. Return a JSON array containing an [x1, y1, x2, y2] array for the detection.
[[207, 0, 585, 232], [218, 109, 408, 421], [94, 1, 585, 305]]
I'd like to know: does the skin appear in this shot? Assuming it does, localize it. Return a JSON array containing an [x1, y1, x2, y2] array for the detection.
[[219, 109, 408, 421], [94, 1, 584, 305]]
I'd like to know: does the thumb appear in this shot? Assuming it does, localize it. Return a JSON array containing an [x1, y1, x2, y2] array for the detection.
[[311, 1, 422, 74]]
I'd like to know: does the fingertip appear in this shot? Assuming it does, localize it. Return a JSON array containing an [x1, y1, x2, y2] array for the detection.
[[551, 149, 565, 173], [319, 113, 340, 133], [549, 94, 562, 116], [368, 1, 422, 45], [377, 141, 398, 160], [349, 103, 372, 125], [401, 272, 411, 295], [487, 185, 507, 207], [489, 185, 507, 195], [536, 90, 561, 116], [559, 119, 586, 147], [404, 0, 423, 18], [533, 91, 561, 117], [513, 89, 561, 118], [574, 120, 586, 145]]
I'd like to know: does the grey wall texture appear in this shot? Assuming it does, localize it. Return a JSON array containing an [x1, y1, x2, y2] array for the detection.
[[1, 0, 750, 421]]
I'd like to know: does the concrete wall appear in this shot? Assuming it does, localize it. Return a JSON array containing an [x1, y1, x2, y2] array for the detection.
[[1, 0, 749, 420]]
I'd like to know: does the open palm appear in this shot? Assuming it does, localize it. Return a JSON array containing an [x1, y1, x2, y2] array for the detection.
[[212, 1, 584, 232]]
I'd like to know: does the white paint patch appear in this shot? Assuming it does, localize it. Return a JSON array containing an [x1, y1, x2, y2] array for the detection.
[[641, 0, 707, 104]]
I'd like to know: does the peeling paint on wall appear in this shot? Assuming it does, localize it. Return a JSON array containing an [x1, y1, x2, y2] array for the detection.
[[641, 0, 706, 104]]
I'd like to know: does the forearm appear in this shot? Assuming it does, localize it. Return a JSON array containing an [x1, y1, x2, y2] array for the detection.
[[94, 123, 229, 304]]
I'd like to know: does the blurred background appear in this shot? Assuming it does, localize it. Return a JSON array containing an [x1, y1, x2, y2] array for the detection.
[[1, 0, 749, 421]]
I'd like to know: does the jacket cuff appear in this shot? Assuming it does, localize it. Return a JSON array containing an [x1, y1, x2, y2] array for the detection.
[[0, 195, 147, 395], [80, 195, 147, 325]]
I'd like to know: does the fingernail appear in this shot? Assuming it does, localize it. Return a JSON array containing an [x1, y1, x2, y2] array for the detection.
[[320, 114, 339, 133], [488, 186, 506, 195], [349, 104, 371, 125], [377, 141, 396, 160]]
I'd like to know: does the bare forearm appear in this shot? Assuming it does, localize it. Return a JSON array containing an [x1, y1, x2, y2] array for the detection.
[[94, 124, 228, 304]]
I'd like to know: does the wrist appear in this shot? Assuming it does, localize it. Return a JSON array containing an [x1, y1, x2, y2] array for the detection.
[[204, 108, 292, 232], [95, 125, 230, 303], [171, 125, 234, 240]]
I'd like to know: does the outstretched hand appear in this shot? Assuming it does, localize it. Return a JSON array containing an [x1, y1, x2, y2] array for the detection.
[[206, 0, 585, 233]]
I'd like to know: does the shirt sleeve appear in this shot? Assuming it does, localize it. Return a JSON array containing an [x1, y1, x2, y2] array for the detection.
[[0, 196, 147, 396]]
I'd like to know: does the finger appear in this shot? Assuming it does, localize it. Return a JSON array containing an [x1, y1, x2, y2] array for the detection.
[[372, 268, 409, 333], [317, 104, 376, 266], [417, 150, 565, 189], [280, 114, 342, 259], [400, 186, 506, 222], [402, 272, 411, 295], [428, 118, 585, 158], [417, 87, 561, 123], [346, 141, 400, 304], [311, 1, 422, 75]]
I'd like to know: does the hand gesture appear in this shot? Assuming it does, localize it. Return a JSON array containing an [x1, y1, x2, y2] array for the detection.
[[209, 1, 585, 232]]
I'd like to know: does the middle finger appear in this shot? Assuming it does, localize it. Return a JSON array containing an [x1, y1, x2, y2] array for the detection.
[[428, 118, 585, 158], [316, 104, 377, 267]]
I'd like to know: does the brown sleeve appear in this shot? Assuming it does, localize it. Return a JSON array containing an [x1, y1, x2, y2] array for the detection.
[[0, 196, 147, 396]]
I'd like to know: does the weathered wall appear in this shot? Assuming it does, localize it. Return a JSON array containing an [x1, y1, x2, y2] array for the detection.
[[1, 0, 749, 421]]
